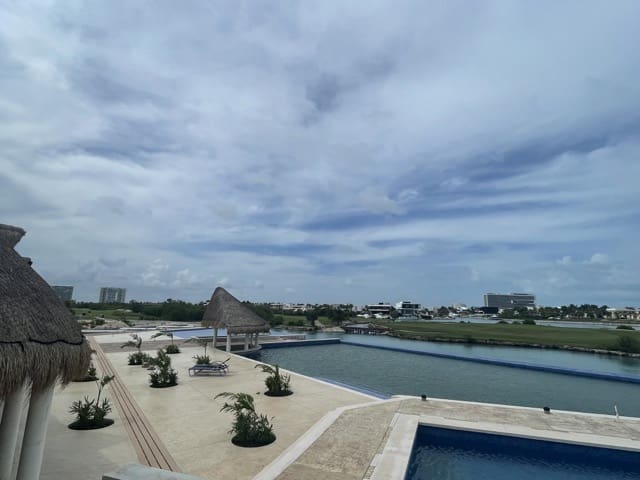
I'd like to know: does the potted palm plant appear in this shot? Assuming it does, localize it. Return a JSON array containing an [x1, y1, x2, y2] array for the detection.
[[184, 336, 211, 364], [151, 330, 181, 354], [120, 334, 150, 365], [68, 375, 115, 430], [215, 392, 276, 447], [149, 349, 178, 388], [255, 363, 293, 397]]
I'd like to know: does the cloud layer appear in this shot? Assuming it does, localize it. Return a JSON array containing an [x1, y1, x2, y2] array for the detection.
[[2, 1, 639, 306]]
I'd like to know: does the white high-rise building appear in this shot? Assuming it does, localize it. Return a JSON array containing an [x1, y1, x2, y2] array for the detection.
[[99, 287, 126, 303]]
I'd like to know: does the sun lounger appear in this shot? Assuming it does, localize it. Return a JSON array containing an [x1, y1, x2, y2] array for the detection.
[[188, 363, 228, 376], [188, 357, 231, 376]]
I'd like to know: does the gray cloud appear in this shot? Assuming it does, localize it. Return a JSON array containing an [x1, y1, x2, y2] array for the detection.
[[1, 1, 639, 306]]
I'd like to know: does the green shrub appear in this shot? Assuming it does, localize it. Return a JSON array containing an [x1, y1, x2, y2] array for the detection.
[[497, 320, 509, 324], [287, 319, 304, 327], [215, 392, 275, 447], [616, 325, 634, 330], [522, 319, 536, 325], [271, 315, 284, 326], [613, 335, 640, 353], [165, 344, 181, 354], [149, 350, 178, 387], [128, 351, 151, 365], [255, 364, 292, 396]]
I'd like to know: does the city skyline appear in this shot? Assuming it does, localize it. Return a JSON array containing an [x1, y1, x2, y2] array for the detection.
[[2, 2, 639, 306]]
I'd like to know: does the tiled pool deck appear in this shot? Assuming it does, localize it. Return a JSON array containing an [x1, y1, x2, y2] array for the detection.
[[42, 335, 640, 480]]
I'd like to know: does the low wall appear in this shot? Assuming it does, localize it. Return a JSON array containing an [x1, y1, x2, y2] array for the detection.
[[261, 338, 341, 348]]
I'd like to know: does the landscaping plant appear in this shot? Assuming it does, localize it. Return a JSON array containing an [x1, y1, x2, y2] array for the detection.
[[121, 334, 149, 365], [68, 375, 115, 429], [215, 392, 275, 447], [193, 354, 211, 365], [74, 361, 99, 382], [151, 330, 181, 354], [255, 363, 292, 397], [149, 349, 178, 387]]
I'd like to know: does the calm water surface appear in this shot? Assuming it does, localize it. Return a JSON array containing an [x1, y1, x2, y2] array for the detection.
[[259, 343, 640, 417], [303, 331, 640, 377], [407, 426, 640, 480]]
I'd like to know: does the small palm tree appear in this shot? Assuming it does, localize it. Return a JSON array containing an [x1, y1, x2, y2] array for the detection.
[[121, 334, 149, 365], [151, 331, 180, 353], [255, 363, 292, 396], [68, 375, 115, 429], [149, 350, 178, 387], [120, 333, 142, 351], [215, 392, 275, 447], [184, 336, 211, 363]]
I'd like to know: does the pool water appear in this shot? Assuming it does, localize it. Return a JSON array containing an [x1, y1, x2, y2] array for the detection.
[[259, 343, 640, 416], [406, 426, 640, 480]]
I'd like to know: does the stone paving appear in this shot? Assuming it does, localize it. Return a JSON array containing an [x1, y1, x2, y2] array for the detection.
[[41, 338, 640, 480]]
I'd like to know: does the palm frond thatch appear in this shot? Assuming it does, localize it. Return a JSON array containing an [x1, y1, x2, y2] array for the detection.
[[201, 287, 270, 334], [0, 224, 91, 398]]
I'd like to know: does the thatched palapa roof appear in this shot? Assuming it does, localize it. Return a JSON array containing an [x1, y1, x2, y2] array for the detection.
[[202, 287, 270, 334], [0, 224, 91, 398]]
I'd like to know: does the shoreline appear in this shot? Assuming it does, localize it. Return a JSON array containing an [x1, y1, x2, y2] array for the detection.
[[388, 332, 640, 358]]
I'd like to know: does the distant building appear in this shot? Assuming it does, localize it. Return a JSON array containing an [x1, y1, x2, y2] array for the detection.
[[395, 301, 421, 317], [99, 287, 126, 303], [484, 293, 535, 310], [476, 306, 499, 315], [366, 303, 393, 317], [606, 307, 640, 320], [51, 285, 73, 302]]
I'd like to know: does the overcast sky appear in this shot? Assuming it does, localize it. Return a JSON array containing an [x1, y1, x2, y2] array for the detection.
[[2, 1, 639, 306]]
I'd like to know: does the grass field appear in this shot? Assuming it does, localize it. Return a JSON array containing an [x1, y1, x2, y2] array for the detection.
[[385, 321, 640, 353], [278, 314, 332, 327], [71, 308, 156, 322]]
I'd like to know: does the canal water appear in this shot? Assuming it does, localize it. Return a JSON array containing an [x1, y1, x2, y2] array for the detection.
[[258, 338, 640, 417]]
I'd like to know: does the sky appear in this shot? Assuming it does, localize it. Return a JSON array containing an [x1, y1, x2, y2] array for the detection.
[[1, 1, 639, 307]]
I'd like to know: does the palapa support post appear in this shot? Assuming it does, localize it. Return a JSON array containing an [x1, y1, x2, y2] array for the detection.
[[0, 385, 27, 480], [16, 384, 55, 480], [213, 328, 218, 351], [244, 333, 249, 351], [226, 333, 231, 352]]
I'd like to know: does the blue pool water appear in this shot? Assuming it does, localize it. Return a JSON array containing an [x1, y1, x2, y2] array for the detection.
[[406, 426, 640, 480]]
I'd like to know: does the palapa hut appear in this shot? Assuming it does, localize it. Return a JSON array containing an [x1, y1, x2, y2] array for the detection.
[[0, 224, 91, 480], [202, 287, 270, 353]]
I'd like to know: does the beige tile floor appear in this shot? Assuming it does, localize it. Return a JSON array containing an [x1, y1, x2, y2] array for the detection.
[[41, 344, 640, 480], [41, 379, 138, 480], [41, 345, 374, 480]]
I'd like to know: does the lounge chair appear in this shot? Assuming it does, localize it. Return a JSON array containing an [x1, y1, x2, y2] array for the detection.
[[188, 358, 230, 376]]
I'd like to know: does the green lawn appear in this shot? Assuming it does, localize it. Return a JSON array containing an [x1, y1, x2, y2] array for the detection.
[[385, 321, 640, 353]]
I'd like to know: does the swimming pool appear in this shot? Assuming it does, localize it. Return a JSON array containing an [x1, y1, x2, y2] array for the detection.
[[406, 426, 640, 479]]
